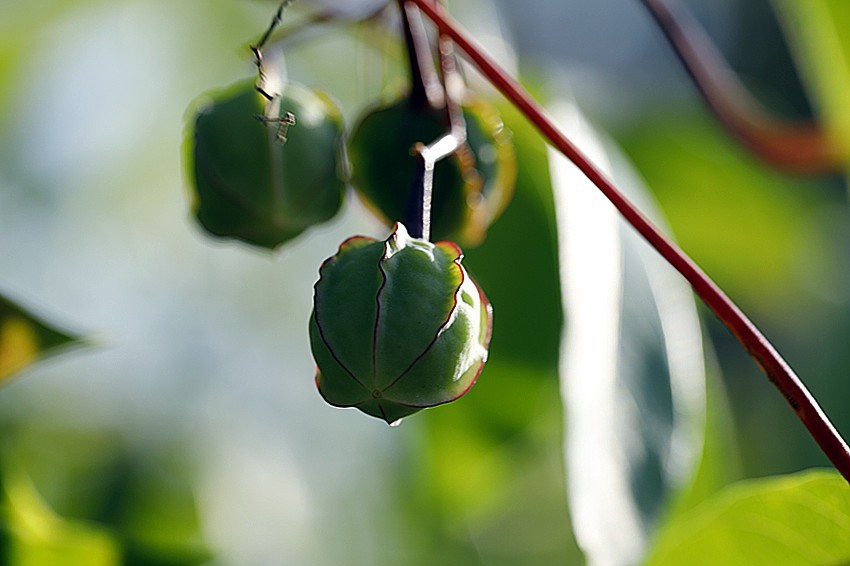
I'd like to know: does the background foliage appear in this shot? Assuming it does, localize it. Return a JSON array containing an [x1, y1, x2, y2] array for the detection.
[[1, 0, 849, 564]]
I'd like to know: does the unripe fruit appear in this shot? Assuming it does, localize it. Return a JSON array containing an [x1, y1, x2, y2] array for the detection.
[[186, 80, 346, 249], [348, 96, 515, 246], [309, 223, 492, 424]]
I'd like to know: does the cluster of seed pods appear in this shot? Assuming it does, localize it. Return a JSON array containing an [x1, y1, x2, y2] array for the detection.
[[185, 1, 513, 422]]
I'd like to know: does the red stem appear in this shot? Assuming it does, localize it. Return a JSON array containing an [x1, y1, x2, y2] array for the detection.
[[410, 0, 850, 482], [640, 0, 840, 175]]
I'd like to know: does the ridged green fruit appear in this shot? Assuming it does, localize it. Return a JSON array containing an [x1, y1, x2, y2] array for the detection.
[[309, 223, 493, 424], [186, 80, 346, 249], [348, 96, 515, 246]]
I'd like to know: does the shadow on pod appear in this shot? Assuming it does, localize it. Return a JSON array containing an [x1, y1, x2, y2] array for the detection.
[[309, 222, 493, 424], [348, 95, 516, 247], [185, 80, 347, 250]]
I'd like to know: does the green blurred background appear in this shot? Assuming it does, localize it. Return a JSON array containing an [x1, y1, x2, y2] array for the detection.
[[0, 0, 848, 564]]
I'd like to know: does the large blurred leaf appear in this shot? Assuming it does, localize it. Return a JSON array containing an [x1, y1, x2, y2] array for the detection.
[[0, 464, 120, 566], [775, 0, 850, 171], [0, 422, 211, 566], [0, 293, 83, 384], [3, 423, 211, 566], [551, 102, 707, 565], [664, 357, 741, 519], [614, 108, 847, 475], [646, 470, 850, 565], [464, 103, 561, 374], [614, 111, 831, 315], [101, 454, 211, 566]]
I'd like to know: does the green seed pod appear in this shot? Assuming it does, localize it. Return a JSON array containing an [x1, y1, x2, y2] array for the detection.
[[309, 223, 493, 424], [348, 96, 516, 247], [186, 80, 346, 249]]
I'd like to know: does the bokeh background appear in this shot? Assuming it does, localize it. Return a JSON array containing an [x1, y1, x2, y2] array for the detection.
[[0, 0, 848, 563]]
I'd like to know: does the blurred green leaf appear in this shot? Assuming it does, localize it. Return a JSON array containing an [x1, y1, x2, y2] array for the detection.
[[0, 465, 120, 566], [664, 360, 741, 519], [646, 470, 850, 565], [463, 101, 561, 373], [3, 424, 211, 566], [0, 294, 83, 384], [551, 102, 707, 565], [613, 108, 847, 478], [614, 111, 832, 315], [106, 455, 211, 566], [775, 0, 850, 170]]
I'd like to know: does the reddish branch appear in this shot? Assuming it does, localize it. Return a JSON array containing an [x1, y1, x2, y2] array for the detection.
[[640, 0, 841, 175], [409, 0, 850, 482]]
